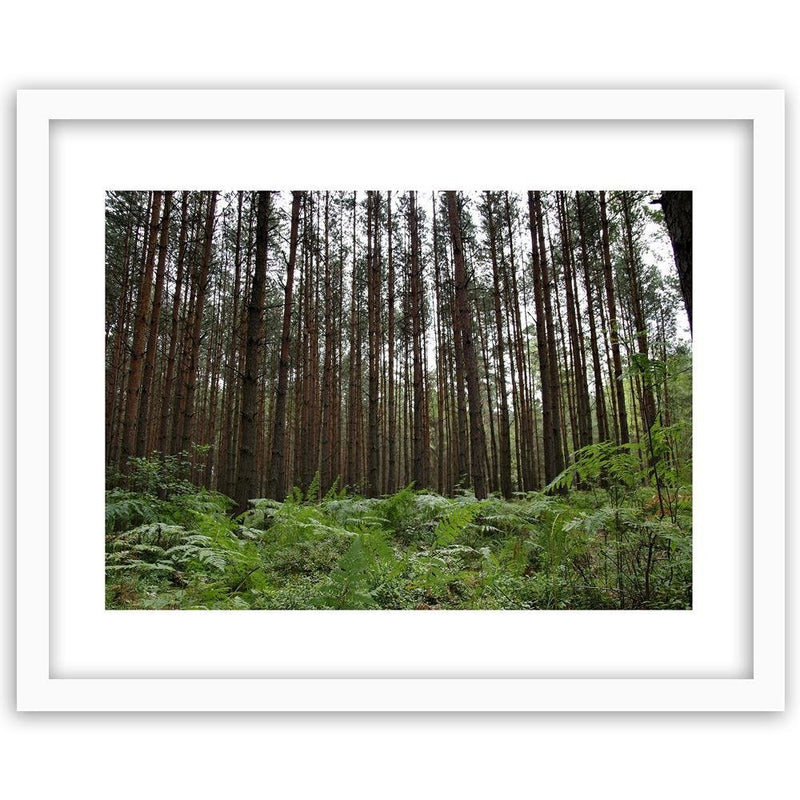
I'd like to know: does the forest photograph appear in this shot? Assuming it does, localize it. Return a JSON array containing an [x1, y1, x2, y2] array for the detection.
[[105, 188, 693, 611]]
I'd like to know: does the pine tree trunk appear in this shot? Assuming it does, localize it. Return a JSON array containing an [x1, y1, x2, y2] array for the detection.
[[575, 191, 609, 442], [558, 192, 592, 449], [659, 191, 692, 333], [621, 191, 657, 433], [477, 295, 498, 494], [122, 191, 162, 468], [179, 191, 218, 455], [266, 191, 302, 500], [217, 191, 244, 496], [386, 191, 396, 494], [157, 192, 190, 456], [446, 191, 487, 499], [409, 192, 427, 490], [599, 190, 629, 445], [136, 191, 173, 457], [320, 192, 336, 494], [366, 192, 381, 496], [234, 191, 270, 511], [485, 192, 512, 498], [528, 191, 565, 483]]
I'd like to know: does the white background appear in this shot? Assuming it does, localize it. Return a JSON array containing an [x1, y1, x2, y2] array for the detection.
[[2, 3, 795, 798], [50, 119, 750, 681]]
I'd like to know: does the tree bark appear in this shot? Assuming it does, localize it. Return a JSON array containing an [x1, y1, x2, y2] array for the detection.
[[320, 191, 336, 494], [136, 191, 173, 457], [386, 192, 396, 494], [179, 191, 218, 454], [485, 192, 512, 498], [367, 191, 382, 496], [575, 191, 609, 442], [599, 190, 629, 445], [409, 191, 427, 489], [445, 191, 487, 499], [235, 191, 270, 511], [122, 191, 162, 468], [528, 191, 565, 483], [658, 191, 692, 333], [266, 191, 302, 500]]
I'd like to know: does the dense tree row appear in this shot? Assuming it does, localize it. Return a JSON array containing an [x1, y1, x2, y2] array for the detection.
[[105, 189, 692, 511]]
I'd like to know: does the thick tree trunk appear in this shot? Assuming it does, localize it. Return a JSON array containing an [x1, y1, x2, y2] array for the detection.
[[659, 190, 692, 333]]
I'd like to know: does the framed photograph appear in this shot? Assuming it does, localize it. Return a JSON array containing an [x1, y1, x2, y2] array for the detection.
[[17, 89, 784, 711]]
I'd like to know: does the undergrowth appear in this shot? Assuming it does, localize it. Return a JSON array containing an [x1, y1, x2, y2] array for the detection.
[[106, 457, 692, 610]]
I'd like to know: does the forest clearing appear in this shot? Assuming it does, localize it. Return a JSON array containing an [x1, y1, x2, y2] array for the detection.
[[105, 189, 692, 610]]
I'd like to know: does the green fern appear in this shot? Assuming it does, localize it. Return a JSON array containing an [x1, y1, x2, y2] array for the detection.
[[434, 499, 484, 546]]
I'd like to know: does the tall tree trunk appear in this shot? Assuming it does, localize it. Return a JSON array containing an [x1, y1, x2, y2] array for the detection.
[[170, 196, 203, 455], [122, 191, 162, 468], [599, 190, 629, 445], [234, 191, 270, 511], [217, 191, 244, 496], [409, 191, 427, 489], [179, 191, 218, 454], [485, 192, 512, 498], [386, 192, 396, 494], [106, 198, 139, 463], [266, 191, 302, 500], [157, 192, 190, 456], [575, 191, 609, 442], [320, 192, 336, 494], [503, 192, 534, 492], [366, 191, 382, 496], [658, 191, 692, 333], [432, 192, 448, 494], [529, 191, 565, 483], [445, 191, 487, 499], [477, 295, 498, 494], [136, 191, 173, 457], [448, 240, 470, 488], [621, 191, 657, 433], [558, 191, 592, 449], [346, 192, 360, 490]]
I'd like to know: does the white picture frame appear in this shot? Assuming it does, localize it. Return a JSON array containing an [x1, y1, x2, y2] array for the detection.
[[17, 89, 785, 711]]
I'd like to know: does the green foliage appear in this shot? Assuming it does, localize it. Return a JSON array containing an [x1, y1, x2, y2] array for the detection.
[[107, 474, 691, 610], [123, 451, 195, 496], [546, 440, 643, 497], [434, 496, 484, 546], [106, 488, 159, 533]]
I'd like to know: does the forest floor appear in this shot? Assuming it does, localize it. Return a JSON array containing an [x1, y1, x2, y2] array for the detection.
[[106, 463, 692, 611]]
